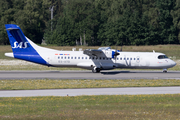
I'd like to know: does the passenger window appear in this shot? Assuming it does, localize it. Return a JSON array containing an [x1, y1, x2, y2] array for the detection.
[[124, 58, 126, 60], [120, 58, 122, 60], [99, 57, 101, 60], [134, 58, 136, 60], [89, 57, 91, 59], [68, 57, 70, 59], [78, 57, 80, 59], [85, 57, 87, 59], [82, 57, 84, 59], [130, 58, 132, 60], [71, 57, 73, 59], [137, 58, 139, 60], [117, 58, 119, 60], [127, 58, 129, 60], [58, 56, 60, 59], [75, 57, 76, 59], [61, 57, 63, 59], [103, 57, 105, 60], [92, 57, 94, 59], [64, 57, 66, 59]]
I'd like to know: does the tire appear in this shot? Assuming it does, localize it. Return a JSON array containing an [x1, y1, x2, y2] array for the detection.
[[92, 68, 101, 73]]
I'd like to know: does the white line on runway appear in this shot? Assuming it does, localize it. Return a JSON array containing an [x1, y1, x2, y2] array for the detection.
[[0, 87, 180, 97]]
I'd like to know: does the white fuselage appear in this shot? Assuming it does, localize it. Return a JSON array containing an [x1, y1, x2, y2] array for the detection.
[[41, 50, 176, 70]]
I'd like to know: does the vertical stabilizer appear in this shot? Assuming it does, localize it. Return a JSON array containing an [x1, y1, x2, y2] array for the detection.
[[5, 24, 47, 65]]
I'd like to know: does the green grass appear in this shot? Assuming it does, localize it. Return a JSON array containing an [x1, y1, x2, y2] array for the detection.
[[0, 45, 12, 59], [1, 79, 180, 90], [0, 94, 180, 120]]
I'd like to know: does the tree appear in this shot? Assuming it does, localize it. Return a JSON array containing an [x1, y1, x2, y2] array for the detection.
[[156, 0, 177, 44], [171, 0, 180, 44]]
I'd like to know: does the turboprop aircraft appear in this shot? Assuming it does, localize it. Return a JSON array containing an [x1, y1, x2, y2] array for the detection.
[[5, 24, 176, 73]]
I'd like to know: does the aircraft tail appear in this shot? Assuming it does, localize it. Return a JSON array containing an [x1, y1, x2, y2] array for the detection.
[[5, 24, 47, 65]]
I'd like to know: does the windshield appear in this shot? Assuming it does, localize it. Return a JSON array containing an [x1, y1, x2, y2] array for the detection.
[[158, 55, 168, 59]]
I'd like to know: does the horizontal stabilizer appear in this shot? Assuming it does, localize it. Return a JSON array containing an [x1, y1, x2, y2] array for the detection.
[[5, 53, 14, 58]]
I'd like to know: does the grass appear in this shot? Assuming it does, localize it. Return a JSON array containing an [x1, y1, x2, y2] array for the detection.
[[0, 94, 180, 119], [1, 79, 180, 90], [0, 45, 12, 59]]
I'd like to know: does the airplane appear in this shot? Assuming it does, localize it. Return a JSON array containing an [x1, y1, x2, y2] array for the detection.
[[4, 24, 176, 73]]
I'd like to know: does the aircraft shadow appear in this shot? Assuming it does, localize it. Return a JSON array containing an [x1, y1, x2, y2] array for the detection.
[[100, 70, 179, 75], [101, 71, 131, 75]]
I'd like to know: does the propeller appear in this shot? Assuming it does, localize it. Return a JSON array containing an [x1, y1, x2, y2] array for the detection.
[[114, 46, 120, 63]]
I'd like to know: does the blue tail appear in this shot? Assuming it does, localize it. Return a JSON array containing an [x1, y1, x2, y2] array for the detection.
[[5, 24, 47, 65]]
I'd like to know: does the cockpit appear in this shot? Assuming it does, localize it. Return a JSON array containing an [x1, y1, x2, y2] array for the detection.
[[158, 55, 168, 59]]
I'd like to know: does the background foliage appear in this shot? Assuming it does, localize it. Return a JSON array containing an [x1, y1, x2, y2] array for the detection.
[[0, 0, 180, 46]]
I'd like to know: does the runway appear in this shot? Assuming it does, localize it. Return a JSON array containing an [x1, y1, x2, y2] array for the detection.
[[0, 87, 180, 97], [1, 70, 180, 97], [0, 70, 180, 80]]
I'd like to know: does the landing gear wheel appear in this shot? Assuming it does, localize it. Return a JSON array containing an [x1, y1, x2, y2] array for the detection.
[[92, 68, 101, 73], [96, 68, 101, 73]]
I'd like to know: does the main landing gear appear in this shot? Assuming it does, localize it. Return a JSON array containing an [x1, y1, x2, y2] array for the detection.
[[92, 67, 101, 73], [163, 69, 167, 73]]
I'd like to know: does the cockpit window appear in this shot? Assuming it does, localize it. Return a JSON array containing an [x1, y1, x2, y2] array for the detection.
[[158, 55, 168, 59]]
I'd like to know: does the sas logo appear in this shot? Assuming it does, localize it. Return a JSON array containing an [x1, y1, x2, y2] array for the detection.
[[12, 42, 28, 49]]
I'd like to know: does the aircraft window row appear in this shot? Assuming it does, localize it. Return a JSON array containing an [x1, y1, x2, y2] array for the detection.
[[58, 56, 88, 59], [58, 56, 139, 60], [158, 55, 168, 59]]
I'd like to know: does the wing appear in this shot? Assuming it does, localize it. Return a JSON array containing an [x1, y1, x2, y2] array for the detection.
[[83, 49, 104, 57]]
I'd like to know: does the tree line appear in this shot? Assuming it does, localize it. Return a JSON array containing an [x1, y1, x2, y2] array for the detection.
[[0, 0, 180, 46]]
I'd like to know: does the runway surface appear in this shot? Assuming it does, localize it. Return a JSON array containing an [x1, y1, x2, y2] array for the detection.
[[0, 70, 180, 80], [1, 70, 180, 97], [0, 87, 180, 97]]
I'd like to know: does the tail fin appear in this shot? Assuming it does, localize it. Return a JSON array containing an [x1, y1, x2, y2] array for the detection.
[[5, 24, 47, 65], [5, 24, 35, 53]]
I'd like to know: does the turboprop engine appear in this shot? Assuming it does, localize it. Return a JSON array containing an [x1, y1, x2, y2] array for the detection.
[[98, 47, 120, 59]]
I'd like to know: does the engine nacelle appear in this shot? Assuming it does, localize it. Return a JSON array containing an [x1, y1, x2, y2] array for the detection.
[[103, 49, 119, 58]]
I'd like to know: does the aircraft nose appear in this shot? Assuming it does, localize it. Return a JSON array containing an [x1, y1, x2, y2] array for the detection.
[[171, 60, 176, 67]]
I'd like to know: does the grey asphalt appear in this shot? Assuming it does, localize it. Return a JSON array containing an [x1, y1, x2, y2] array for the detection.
[[0, 87, 180, 97], [0, 70, 180, 80], [1, 70, 180, 97]]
